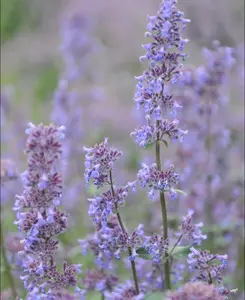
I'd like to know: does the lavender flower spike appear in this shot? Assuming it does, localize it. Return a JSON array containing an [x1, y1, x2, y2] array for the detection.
[[14, 123, 83, 298], [187, 247, 228, 284], [131, 0, 190, 291], [179, 209, 207, 245], [84, 138, 122, 188], [133, 0, 190, 119]]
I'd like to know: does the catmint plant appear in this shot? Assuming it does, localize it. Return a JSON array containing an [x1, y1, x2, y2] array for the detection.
[[131, 0, 190, 290], [13, 123, 83, 299], [173, 42, 237, 261], [52, 13, 102, 212], [52, 14, 91, 179], [81, 1, 212, 298], [176, 41, 235, 217], [81, 138, 144, 298]]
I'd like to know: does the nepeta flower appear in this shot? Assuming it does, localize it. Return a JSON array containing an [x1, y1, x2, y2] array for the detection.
[[143, 233, 168, 264], [14, 123, 82, 297], [178, 41, 234, 105], [99, 223, 145, 261], [137, 163, 179, 200], [60, 14, 95, 81], [15, 209, 68, 239], [84, 138, 122, 187], [134, 0, 190, 117], [104, 281, 145, 300], [131, 115, 187, 147], [166, 281, 225, 300], [52, 79, 83, 178], [130, 0, 190, 291], [178, 210, 207, 245], [78, 232, 113, 269], [87, 185, 129, 225], [187, 247, 228, 284], [83, 269, 119, 293]]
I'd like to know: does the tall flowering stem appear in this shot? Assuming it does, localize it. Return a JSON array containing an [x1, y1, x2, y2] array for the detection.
[[13, 123, 82, 298], [109, 171, 140, 294], [131, 0, 190, 291], [155, 134, 171, 289], [83, 138, 142, 296]]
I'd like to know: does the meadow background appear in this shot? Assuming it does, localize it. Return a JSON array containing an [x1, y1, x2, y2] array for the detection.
[[1, 0, 244, 299]]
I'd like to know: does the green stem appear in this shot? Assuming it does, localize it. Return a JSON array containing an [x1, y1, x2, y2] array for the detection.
[[0, 227, 18, 298], [155, 135, 171, 290], [168, 234, 183, 257], [109, 171, 140, 294]]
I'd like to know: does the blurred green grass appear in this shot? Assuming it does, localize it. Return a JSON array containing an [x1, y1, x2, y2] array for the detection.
[[1, 0, 40, 44]]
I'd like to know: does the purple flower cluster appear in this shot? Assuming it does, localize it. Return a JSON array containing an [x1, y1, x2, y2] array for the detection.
[[84, 138, 123, 188], [133, 0, 190, 117], [166, 281, 225, 300], [14, 123, 82, 298], [79, 219, 144, 265], [179, 41, 234, 103], [178, 210, 207, 245], [143, 233, 169, 264], [131, 0, 190, 208], [131, 115, 187, 147], [83, 269, 119, 295], [104, 281, 145, 300], [175, 41, 236, 215], [82, 138, 147, 295], [187, 247, 228, 284], [87, 185, 129, 225], [137, 163, 179, 200], [60, 14, 95, 81], [52, 13, 102, 211], [172, 43, 240, 289]]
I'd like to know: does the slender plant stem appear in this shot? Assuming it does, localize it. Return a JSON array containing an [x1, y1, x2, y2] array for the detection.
[[0, 227, 18, 298], [168, 234, 183, 257], [155, 127, 171, 290], [109, 171, 140, 294]]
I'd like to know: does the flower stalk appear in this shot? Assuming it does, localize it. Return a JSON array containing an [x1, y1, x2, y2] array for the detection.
[[155, 137, 171, 290], [109, 171, 140, 294]]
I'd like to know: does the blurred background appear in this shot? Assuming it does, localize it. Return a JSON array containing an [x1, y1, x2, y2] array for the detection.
[[1, 0, 244, 299]]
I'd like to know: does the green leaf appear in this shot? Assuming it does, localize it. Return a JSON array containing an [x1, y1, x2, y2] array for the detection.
[[34, 62, 59, 102], [136, 247, 153, 260], [173, 189, 187, 196], [171, 244, 192, 259]]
